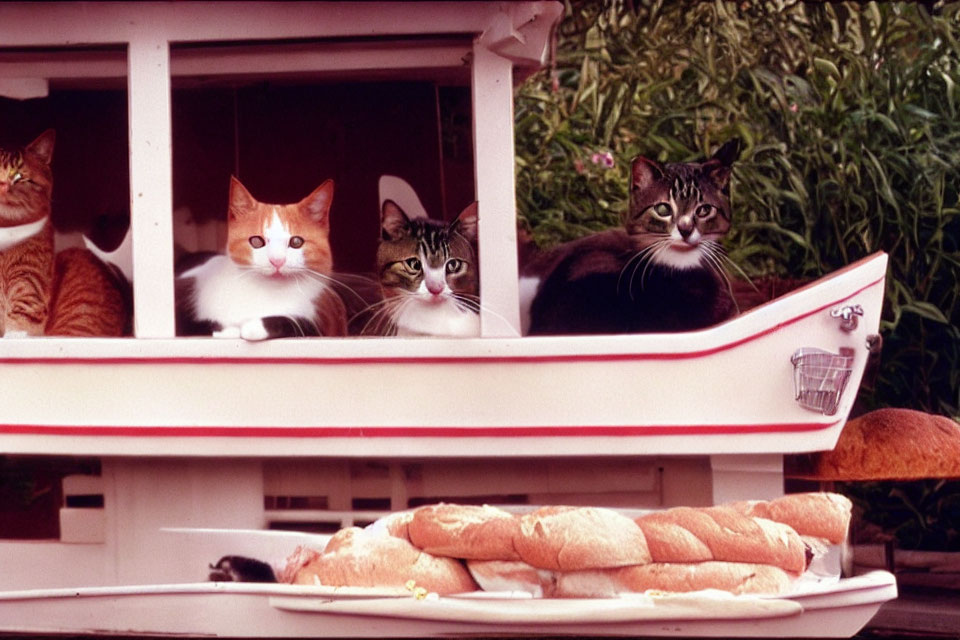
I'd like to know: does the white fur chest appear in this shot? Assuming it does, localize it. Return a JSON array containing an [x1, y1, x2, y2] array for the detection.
[[182, 256, 325, 326], [0, 216, 47, 252], [395, 299, 480, 337]]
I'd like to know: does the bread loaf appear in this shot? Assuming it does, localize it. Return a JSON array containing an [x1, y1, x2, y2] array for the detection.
[[635, 506, 807, 574], [291, 526, 478, 594], [367, 510, 414, 542], [514, 506, 651, 571], [408, 503, 520, 560], [730, 492, 852, 544], [556, 562, 795, 597], [787, 408, 960, 480], [277, 545, 321, 584]]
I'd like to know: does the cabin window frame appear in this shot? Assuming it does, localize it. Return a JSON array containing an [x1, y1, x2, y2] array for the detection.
[[0, 2, 548, 343]]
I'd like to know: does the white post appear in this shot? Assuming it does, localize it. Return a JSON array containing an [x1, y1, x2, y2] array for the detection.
[[471, 41, 521, 337], [127, 37, 176, 338]]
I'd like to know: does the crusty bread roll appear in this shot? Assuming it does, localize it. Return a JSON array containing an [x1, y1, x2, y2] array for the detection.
[[787, 408, 960, 480], [635, 506, 807, 574], [408, 503, 521, 560], [515, 506, 651, 571], [556, 562, 795, 597], [730, 492, 852, 544], [277, 545, 321, 584], [366, 510, 414, 542], [291, 526, 478, 594]]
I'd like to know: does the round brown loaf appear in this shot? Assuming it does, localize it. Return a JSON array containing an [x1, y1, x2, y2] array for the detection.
[[291, 526, 478, 594], [556, 562, 795, 597], [730, 492, 852, 544], [635, 506, 807, 574], [787, 408, 960, 480], [515, 505, 651, 571], [408, 503, 521, 560]]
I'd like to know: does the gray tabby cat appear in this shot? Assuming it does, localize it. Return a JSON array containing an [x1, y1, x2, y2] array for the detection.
[[361, 200, 479, 337], [521, 139, 741, 335]]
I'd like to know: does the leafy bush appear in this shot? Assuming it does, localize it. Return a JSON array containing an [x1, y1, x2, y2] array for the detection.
[[515, 0, 960, 416]]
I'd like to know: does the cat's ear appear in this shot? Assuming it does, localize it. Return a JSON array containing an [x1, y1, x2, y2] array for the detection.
[[703, 138, 741, 190], [631, 155, 665, 193], [451, 201, 478, 243], [380, 200, 410, 241], [710, 138, 742, 167], [228, 176, 258, 221], [26, 129, 55, 165], [301, 179, 334, 225]]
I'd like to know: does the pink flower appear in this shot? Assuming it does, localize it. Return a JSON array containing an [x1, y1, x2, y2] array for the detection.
[[789, 103, 798, 113], [591, 151, 615, 168]]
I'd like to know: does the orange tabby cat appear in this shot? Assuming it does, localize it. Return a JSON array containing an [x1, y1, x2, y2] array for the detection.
[[0, 130, 128, 337], [175, 176, 347, 339]]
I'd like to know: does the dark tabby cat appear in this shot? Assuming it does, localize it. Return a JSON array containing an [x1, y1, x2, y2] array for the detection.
[[521, 139, 741, 335], [361, 200, 479, 337], [176, 176, 347, 339], [0, 130, 129, 337]]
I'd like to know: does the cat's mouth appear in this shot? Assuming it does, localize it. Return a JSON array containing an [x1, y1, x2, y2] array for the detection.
[[422, 293, 448, 304], [669, 241, 700, 252]]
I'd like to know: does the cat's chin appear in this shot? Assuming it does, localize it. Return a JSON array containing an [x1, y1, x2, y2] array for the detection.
[[651, 245, 704, 270]]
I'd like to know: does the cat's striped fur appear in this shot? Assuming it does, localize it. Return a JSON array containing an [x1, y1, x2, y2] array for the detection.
[[362, 200, 479, 337], [0, 130, 128, 337], [521, 139, 741, 335]]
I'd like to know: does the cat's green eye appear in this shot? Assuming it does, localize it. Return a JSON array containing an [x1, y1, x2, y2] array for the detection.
[[696, 205, 715, 218], [288, 236, 304, 249], [652, 202, 672, 218], [445, 259, 463, 274], [404, 257, 422, 271], [249, 235, 266, 249]]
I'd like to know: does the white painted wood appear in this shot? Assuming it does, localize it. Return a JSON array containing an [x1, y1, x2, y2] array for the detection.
[[472, 41, 523, 337], [102, 459, 265, 585], [710, 454, 785, 504], [127, 37, 175, 337]]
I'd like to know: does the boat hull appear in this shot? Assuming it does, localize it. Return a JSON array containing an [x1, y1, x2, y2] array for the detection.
[[0, 253, 888, 458]]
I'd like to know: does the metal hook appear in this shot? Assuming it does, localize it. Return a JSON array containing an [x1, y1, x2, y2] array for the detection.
[[831, 304, 863, 332]]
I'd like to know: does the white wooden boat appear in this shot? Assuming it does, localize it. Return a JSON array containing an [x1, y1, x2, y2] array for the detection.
[[0, 2, 895, 636]]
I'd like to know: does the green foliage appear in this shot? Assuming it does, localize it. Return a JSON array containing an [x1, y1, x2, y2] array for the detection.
[[515, 0, 960, 415], [842, 479, 960, 551]]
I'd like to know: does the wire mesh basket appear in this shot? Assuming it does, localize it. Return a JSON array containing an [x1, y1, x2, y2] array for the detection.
[[790, 347, 855, 416]]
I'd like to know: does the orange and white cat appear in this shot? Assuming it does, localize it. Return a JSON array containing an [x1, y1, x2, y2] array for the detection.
[[0, 129, 129, 337], [176, 176, 347, 340]]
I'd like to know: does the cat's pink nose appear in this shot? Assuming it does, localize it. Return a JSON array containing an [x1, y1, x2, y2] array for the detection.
[[427, 281, 445, 296], [270, 257, 286, 269]]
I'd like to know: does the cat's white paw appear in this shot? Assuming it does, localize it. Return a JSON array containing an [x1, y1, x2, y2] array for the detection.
[[240, 319, 269, 341], [212, 326, 241, 339], [1, 330, 31, 339]]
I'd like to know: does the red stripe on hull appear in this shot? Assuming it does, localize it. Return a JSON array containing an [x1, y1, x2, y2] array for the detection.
[[0, 421, 839, 438]]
